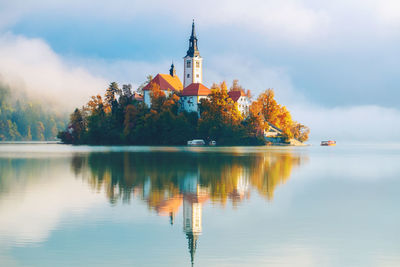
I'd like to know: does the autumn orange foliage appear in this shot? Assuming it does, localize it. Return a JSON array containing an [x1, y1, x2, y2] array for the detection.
[[251, 88, 309, 141]]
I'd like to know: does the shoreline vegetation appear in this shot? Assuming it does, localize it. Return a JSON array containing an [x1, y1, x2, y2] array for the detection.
[[58, 80, 309, 146], [0, 83, 67, 141]]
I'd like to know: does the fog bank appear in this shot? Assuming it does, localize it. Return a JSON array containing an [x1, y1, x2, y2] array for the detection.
[[0, 33, 106, 111]]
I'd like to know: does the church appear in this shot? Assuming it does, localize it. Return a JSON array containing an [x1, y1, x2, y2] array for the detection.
[[142, 21, 249, 115]]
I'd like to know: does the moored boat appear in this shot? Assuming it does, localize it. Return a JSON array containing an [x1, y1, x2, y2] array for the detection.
[[209, 141, 216, 146], [321, 140, 336, 146], [187, 139, 206, 146]]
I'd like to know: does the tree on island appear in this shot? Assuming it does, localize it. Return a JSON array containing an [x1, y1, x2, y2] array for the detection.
[[198, 81, 264, 145], [58, 79, 309, 145]]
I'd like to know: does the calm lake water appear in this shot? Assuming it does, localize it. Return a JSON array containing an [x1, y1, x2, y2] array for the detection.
[[0, 144, 399, 266]]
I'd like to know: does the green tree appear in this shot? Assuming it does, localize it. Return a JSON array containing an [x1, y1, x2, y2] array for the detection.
[[123, 104, 137, 142], [26, 126, 32, 141], [69, 109, 85, 144], [35, 121, 45, 141], [104, 82, 120, 113]]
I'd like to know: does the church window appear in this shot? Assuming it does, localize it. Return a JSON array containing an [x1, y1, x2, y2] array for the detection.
[[187, 60, 191, 68], [196, 62, 200, 68], [187, 74, 190, 78], [196, 74, 199, 78]]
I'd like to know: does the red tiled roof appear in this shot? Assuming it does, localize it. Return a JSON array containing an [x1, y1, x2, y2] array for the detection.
[[181, 83, 211, 96], [228, 90, 246, 102], [142, 74, 183, 92], [154, 195, 183, 216]]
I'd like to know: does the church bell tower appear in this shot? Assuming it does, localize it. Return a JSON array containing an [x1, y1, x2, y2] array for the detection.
[[184, 20, 203, 88]]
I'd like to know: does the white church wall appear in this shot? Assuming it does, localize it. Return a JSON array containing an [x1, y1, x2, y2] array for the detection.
[[180, 96, 198, 113], [184, 56, 203, 87], [143, 90, 151, 107], [192, 57, 202, 84], [184, 57, 192, 88], [180, 95, 210, 114]]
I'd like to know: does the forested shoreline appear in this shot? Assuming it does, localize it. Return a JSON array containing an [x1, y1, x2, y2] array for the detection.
[[58, 81, 309, 146], [0, 83, 67, 141]]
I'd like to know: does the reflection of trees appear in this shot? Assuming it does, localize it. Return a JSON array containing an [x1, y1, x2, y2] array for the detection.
[[72, 150, 306, 207], [199, 152, 302, 203], [0, 157, 61, 195], [78, 150, 307, 267]]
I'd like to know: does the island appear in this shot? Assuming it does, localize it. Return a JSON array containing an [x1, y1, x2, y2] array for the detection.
[[58, 21, 309, 146]]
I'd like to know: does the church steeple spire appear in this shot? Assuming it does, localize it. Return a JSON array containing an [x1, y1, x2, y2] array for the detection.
[[186, 20, 200, 57], [191, 19, 196, 39], [169, 62, 176, 77], [183, 20, 203, 87], [186, 232, 198, 267]]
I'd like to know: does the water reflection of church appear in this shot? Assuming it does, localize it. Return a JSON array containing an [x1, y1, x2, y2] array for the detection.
[[146, 171, 250, 266], [181, 174, 208, 267]]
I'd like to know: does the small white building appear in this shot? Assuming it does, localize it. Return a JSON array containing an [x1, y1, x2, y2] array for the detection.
[[180, 83, 211, 113], [228, 91, 250, 116]]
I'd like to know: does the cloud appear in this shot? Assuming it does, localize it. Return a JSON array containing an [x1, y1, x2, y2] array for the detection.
[[3, 0, 400, 45], [291, 104, 400, 142], [173, 0, 331, 43], [375, 0, 400, 26], [0, 33, 107, 110], [72, 58, 173, 89], [0, 0, 330, 44], [204, 54, 306, 104]]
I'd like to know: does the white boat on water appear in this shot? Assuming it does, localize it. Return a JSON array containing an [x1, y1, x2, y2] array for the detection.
[[321, 140, 336, 146], [187, 139, 206, 146]]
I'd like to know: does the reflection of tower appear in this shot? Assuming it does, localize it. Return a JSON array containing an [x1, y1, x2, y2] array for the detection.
[[183, 195, 202, 234], [180, 170, 208, 267], [183, 195, 202, 267]]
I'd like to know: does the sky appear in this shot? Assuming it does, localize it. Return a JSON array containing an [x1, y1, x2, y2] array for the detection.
[[1, 0, 400, 142]]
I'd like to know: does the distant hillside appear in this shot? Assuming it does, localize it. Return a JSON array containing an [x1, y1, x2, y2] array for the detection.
[[0, 83, 67, 141]]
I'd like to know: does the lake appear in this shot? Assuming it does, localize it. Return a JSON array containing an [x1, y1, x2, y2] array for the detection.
[[0, 144, 399, 266]]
